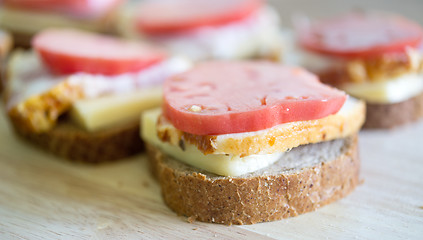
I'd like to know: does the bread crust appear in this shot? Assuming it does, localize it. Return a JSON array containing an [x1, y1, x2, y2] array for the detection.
[[11, 118, 143, 163], [146, 135, 360, 225], [364, 91, 423, 128], [6, 31, 32, 49]]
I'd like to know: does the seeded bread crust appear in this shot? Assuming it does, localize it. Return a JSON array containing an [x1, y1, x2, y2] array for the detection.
[[11, 118, 143, 163], [146, 134, 360, 225], [364, 91, 423, 129]]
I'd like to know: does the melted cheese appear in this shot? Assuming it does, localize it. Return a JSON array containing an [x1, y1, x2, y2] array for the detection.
[[141, 109, 284, 177]]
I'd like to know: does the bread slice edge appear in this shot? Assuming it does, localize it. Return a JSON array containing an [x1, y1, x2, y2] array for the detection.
[[146, 134, 360, 225], [10, 118, 143, 163]]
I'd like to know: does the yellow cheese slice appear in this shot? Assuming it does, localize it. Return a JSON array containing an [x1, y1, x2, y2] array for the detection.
[[70, 87, 162, 131], [342, 73, 423, 104]]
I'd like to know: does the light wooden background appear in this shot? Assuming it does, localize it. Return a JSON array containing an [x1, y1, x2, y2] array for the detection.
[[1, 109, 423, 239]]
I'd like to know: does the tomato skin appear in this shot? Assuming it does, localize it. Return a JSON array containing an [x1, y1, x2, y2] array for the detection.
[[33, 29, 167, 76], [163, 98, 346, 136], [135, 0, 263, 34], [298, 12, 423, 59], [36, 49, 163, 76], [163, 61, 347, 136]]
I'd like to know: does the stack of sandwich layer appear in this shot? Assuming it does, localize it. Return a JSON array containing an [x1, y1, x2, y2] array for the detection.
[[141, 61, 365, 225]]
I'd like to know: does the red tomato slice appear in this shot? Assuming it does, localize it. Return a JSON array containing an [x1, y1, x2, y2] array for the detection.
[[32, 29, 167, 76], [298, 12, 423, 59], [135, 0, 263, 34], [163, 61, 347, 135], [3, 0, 122, 18]]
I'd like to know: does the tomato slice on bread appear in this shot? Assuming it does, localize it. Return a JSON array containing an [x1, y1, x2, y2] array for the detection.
[[3, 0, 122, 17], [33, 29, 167, 76], [163, 61, 347, 135], [298, 12, 423, 59], [135, 0, 263, 34]]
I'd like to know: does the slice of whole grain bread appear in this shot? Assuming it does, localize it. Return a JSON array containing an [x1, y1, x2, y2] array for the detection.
[[146, 134, 360, 225], [364, 91, 423, 128], [10, 118, 143, 163]]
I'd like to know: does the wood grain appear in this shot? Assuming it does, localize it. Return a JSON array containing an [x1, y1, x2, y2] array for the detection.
[[1, 104, 423, 239]]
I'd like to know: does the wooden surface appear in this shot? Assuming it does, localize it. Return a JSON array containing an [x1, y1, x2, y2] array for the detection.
[[0, 106, 422, 240]]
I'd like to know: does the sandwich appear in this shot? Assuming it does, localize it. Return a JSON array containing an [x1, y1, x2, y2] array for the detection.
[[0, 0, 124, 48], [141, 61, 365, 225], [0, 29, 13, 91], [118, 0, 282, 61], [296, 12, 423, 128], [5, 28, 191, 162]]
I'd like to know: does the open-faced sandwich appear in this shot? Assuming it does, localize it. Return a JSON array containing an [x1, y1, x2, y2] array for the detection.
[[296, 12, 423, 128], [118, 0, 282, 61], [0, 0, 124, 48], [141, 61, 365, 225], [5, 28, 191, 162]]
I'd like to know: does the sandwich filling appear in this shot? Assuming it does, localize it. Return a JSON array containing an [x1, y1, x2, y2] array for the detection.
[[6, 31, 191, 133], [120, 4, 281, 60], [300, 48, 423, 103], [141, 61, 365, 176], [142, 97, 364, 176], [296, 12, 423, 104]]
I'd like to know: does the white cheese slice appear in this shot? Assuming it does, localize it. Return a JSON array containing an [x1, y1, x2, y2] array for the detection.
[[71, 87, 162, 131], [141, 109, 284, 177], [342, 73, 423, 103]]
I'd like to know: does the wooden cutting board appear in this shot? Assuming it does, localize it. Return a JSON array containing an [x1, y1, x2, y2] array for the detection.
[[1, 108, 422, 240]]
